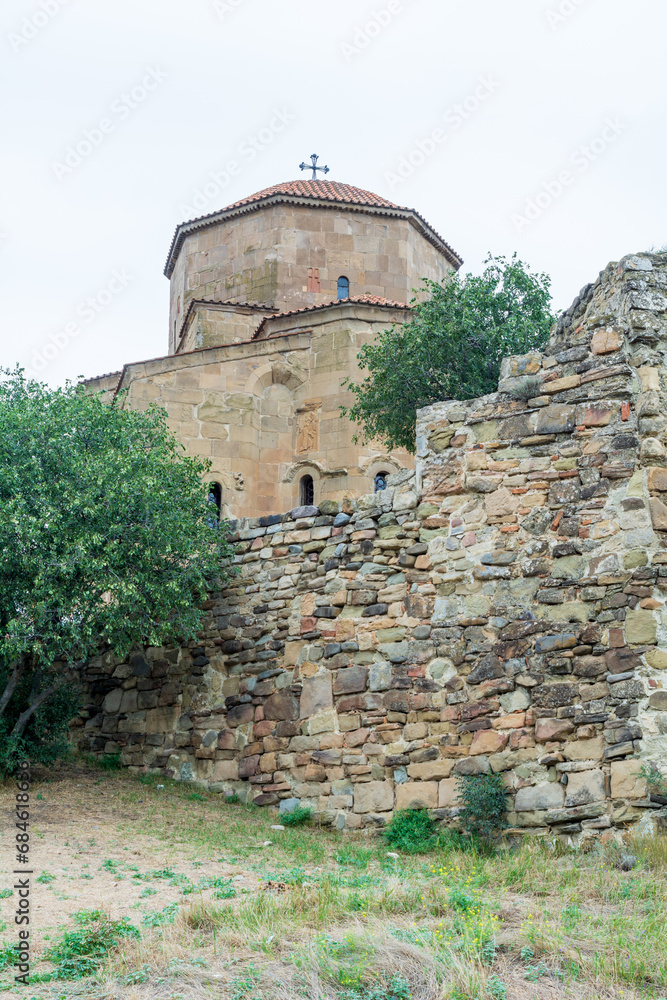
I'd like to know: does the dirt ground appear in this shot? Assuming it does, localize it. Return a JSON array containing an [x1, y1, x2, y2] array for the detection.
[[1, 762, 264, 956]]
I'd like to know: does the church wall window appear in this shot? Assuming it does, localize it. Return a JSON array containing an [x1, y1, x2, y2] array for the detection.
[[337, 275, 350, 300], [207, 482, 222, 522], [307, 267, 321, 292], [300, 474, 314, 506], [374, 471, 389, 493]]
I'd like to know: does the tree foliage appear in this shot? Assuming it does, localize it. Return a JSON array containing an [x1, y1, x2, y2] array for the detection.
[[342, 254, 555, 452], [0, 369, 233, 772]]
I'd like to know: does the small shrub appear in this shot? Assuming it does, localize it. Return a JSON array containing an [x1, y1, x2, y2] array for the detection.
[[487, 975, 508, 999], [43, 910, 139, 981], [281, 805, 313, 828], [509, 375, 543, 401], [456, 773, 508, 845], [382, 809, 439, 854], [98, 752, 122, 771]]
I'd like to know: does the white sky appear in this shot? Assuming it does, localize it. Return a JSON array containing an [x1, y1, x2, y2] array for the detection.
[[2, 0, 666, 384]]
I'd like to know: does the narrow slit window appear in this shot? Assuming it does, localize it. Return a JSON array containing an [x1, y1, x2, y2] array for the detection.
[[337, 275, 350, 300], [300, 475, 314, 506], [207, 482, 222, 522]]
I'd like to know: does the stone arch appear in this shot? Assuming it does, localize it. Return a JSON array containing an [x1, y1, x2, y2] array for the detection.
[[358, 454, 406, 492], [284, 460, 323, 506], [244, 361, 306, 398]]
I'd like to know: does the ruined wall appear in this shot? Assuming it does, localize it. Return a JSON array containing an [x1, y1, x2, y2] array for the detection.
[[76, 252, 667, 840]]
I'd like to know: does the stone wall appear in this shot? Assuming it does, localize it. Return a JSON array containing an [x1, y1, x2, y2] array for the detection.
[[75, 252, 667, 841]]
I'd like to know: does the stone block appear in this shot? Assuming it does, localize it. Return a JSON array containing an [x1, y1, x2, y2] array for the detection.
[[625, 609, 657, 645], [103, 689, 123, 714], [648, 467, 667, 491], [395, 781, 438, 810], [649, 691, 667, 711], [334, 666, 368, 695], [454, 756, 491, 775], [300, 674, 333, 718], [263, 692, 299, 721], [564, 736, 604, 762], [145, 706, 180, 734], [438, 777, 461, 807], [650, 498, 667, 531], [485, 487, 519, 517], [353, 780, 394, 813], [535, 718, 575, 742], [535, 404, 575, 435], [226, 704, 255, 728], [591, 329, 623, 354], [470, 730, 508, 755], [212, 760, 238, 781], [515, 782, 564, 811], [610, 759, 647, 799], [407, 760, 455, 780], [564, 769, 605, 807]]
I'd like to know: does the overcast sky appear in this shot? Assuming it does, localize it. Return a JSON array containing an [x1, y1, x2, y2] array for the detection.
[[2, 0, 666, 384]]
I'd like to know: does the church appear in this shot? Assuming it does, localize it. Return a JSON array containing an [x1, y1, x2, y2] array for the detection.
[[86, 161, 462, 518]]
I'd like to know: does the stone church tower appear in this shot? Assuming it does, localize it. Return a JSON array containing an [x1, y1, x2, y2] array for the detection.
[[87, 178, 461, 518]]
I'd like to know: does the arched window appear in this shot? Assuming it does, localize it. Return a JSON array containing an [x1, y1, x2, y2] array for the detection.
[[300, 474, 314, 506], [337, 275, 350, 300], [207, 482, 222, 522], [374, 471, 389, 493]]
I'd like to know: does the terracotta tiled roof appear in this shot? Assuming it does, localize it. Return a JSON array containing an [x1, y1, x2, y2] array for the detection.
[[254, 295, 410, 338], [175, 297, 278, 349], [219, 179, 402, 212], [164, 179, 462, 277], [81, 370, 122, 387]]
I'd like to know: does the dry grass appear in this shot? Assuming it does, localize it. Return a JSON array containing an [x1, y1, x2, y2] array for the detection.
[[1, 760, 666, 999]]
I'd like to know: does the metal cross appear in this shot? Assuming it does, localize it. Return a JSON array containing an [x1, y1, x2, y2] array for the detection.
[[299, 153, 330, 180]]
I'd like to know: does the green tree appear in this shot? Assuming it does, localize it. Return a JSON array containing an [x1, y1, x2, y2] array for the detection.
[[0, 369, 233, 773], [342, 254, 555, 452]]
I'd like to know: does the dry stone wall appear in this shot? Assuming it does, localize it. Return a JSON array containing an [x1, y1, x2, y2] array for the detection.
[[76, 252, 667, 841]]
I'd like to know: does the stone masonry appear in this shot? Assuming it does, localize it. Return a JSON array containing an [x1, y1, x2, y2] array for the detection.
[[75, 252, 667, 841]]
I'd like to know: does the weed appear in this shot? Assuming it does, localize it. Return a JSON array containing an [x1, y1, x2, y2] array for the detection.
[[339, 973, 412, 999], [486, 976, 507, 1000], [98, 752, 122, 771], [281, 805, 313, 827], [449, 886, 478, 912], [456, 773, 507, 845], [229, 963, 261, 999], [509, 375, 543, 401], [139, 887, 158, 898], [42, 909, 139, 980], [141, 902, 179, 927], [0, 943, 16, 971], [524, 961, 550, 981], [36, 871, 55, 884], [117, 963, 150, 985], [0, 889, 12, 899], [382, 809, 438, 854], [225, 793, 241, 804]]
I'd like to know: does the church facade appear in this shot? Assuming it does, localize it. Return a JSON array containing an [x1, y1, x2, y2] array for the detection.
[[86, 178, 461, 518]]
